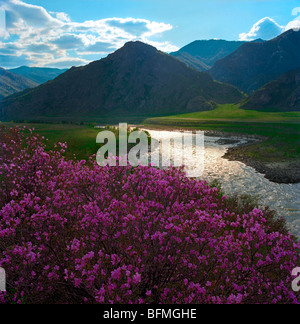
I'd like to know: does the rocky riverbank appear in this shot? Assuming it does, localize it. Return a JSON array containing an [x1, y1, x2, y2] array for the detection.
[[224, 144, 300, 184], [202, 130, 300, 185]]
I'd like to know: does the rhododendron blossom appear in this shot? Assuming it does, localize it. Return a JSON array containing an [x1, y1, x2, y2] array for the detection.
[[0, 126, 299, 304]]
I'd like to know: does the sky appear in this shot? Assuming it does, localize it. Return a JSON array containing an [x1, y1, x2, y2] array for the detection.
[[0, 0, 299, 68]]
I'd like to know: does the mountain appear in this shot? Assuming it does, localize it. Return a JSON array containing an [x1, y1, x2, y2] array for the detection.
[[8, 66, 67, 85], [0, 42, 244, 122], [209, 30, 300, 94], [172, 52, 210, 72], [241, 67, 300, 112], [170, 39, 245, 71], [0, 68, 38, 100]]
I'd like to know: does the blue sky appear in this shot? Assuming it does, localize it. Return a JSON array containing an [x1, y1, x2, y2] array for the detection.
[[0, 0, 300, 68]]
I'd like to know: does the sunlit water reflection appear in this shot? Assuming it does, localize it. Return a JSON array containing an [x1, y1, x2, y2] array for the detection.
[[144, 129, 300, 238]]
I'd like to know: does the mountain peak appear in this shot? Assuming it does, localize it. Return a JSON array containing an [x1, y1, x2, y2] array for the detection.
[[111, 41, 158, 59], [170, 39, 245, 70], [123, 41, 156, 49], [251, 38, 265, 43]]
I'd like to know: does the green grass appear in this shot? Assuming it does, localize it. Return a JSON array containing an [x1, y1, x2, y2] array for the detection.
[[146, 104, 300, 123], [7, 112, 177, 125]]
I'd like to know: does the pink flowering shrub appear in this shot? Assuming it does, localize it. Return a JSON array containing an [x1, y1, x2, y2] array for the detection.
[[0, 126, 299, 304]]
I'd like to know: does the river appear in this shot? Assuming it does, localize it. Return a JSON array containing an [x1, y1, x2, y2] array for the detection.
[[144, 128, 300, 238]]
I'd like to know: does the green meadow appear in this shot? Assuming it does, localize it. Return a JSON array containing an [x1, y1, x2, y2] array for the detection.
[[145, 104, 300, 124], [2, 104, 300, 162]]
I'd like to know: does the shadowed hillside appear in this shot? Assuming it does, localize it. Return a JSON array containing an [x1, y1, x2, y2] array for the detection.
[[171, 39, 245, 71], [171, 52, 210, 72], [242, 67, 300, 112], [0, 68, 38, 100], [8, 66, 68, 85], [209, 30, 300, 94]]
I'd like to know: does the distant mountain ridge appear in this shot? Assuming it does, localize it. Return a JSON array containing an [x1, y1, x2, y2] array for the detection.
[[8, 66, 68, 85], [0, 41, 244, 122], [171, 52, 210, 72], [170, 39, 245, 71], [0, 68, 38, 100], [241, 67, 300, 112], [209, 30, 300, 94]]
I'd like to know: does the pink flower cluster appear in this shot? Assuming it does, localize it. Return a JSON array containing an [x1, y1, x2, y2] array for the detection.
[[0, 126, 299, 304]]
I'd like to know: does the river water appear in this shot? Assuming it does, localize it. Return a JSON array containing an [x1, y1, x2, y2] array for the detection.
[[144, 128, 300, 238]]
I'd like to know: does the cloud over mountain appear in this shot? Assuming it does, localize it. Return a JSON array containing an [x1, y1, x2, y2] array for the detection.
[[0, 0, 178, 68], [239, 10, 300, 41], [239, 17, 284, 41]]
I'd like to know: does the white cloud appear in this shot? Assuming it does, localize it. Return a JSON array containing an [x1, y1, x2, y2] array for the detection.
[[50, 34, 86, 50], [3, 0, 63, 29], [145, 40, 179, 53], [285, 19, 300, 31], [239, 17, 284, 41], [292, 7, 300, 17], [46, 57, 90, 69], [239, 9, 300, 41], [51, 11, 71, 23], [0, 0, 178, 68]]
